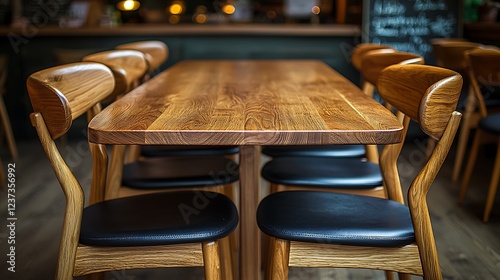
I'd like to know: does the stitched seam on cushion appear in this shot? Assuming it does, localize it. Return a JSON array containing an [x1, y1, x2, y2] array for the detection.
[[260, 225, 414, 241], [80, 224, 236, 242]]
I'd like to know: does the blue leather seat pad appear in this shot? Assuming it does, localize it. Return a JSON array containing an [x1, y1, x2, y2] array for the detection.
[[122, 156, 239, 189], [479, 114, 500, 134], [262, 145, 366, 158], [141, 145, 239, 157], [257, 191, 415, 247], [80, 191, 238, 246], [261, 157, 382, 189]]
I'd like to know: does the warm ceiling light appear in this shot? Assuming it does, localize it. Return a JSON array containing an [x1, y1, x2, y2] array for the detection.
[[312, 6, 320, 15], [169, 3, 184, 15], [117, 0, 140, 11], [193, 14, 207, 24], [222, 4, 235, 15]]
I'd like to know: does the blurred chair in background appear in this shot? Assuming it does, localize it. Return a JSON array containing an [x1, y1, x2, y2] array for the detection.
[[458, 48, 500, 223], [0, 55, 17, 161]]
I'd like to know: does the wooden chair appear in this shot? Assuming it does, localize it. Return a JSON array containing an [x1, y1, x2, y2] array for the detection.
[[83, 50, 238, 278], [82, 49, 148, 101], [430, 38, 469, 66], [257, 64, 463, 280], [261, 51, 424, 199], [431, 40, 487, 181], [27, 62, 238, 280], [351, 43, 395, 97], [260, 53, 424, 280], [458, 48, 500, 222], [116, 40, 169, 78]]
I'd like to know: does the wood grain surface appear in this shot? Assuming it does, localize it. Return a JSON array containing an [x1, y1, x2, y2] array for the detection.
[[88, 60, 403, 146]]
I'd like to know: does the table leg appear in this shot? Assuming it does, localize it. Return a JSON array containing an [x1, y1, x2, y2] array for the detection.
[[239, 145, 261, 280]]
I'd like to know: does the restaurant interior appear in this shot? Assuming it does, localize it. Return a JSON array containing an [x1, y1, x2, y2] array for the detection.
[[0, 0, 499, 279]]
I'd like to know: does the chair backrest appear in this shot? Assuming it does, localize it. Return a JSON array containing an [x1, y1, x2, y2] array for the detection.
[[465, 48, 500, 118], [360, 51, 425, 86], [27, 62, 115, 139], [27, 62, 115, 278], [378, 64, 462, 278], [430, 38, 468, 66], [82, 50, 148, 99], [116, 41, 169, 73], [432, 41, 481, 74], [378, 64, 462, 140], [351, 43, 394, 71]]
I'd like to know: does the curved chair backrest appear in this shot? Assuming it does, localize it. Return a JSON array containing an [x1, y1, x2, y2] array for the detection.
[[378, 64, 462, 140], [430, 38, 469, 66], [432, 41, 481, 74], [116, 41, 168, 74], [27, 62, 115, 139], [82, 50, 148, 99], [351, 43, 394, 71], [378, 64, 462, 278], [360, 51, 424, 87], [466, 48, 500, 118]]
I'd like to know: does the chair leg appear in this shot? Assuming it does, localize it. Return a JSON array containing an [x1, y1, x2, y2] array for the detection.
[[365, 144, 379, 164], [458, 130, 483, 204], [397, 273, 412, 280], [203, 241, 222, 280], [124, 145, 141, 163], [0, 95, 17, 160], [268, 237, 290, 280], [384, 271, 394, 280], [270, 183, 280, 194], [223, 183, 238, 279], [452, 91, 476, 182], [219, 237, 234, 280], [483, 139, 500, 223], [425, 137, 436, 159]]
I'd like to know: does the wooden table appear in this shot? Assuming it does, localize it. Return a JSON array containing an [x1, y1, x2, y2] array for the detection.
[[88, 60, 404, 280]]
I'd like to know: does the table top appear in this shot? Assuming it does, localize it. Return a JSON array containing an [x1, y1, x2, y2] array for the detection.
[[88, 60, 404, 145]]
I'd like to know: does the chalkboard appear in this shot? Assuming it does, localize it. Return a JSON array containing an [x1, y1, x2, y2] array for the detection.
[[362, 0, 462, 65]]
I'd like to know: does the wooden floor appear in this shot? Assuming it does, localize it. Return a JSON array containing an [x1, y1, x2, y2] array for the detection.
[[0, 130, 499, 279]]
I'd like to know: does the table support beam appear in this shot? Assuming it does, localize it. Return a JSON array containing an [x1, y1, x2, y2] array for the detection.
[[239, 145, 261, 280]]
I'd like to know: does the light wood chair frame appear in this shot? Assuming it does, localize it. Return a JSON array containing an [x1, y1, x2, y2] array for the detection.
[[264, 64, 463, 280], [28, 62, 229, 280]]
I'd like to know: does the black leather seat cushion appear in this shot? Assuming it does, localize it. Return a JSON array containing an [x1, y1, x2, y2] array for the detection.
[[481, 85, 500, 108], [262, 145, 366, 158], [479, 114, 500, 134], [257, 191, 415, 247], [261, 157, 382, 189], [141, 145, 239, 157], [80, 191, 238, 246], [122, 156, 239, 189]]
